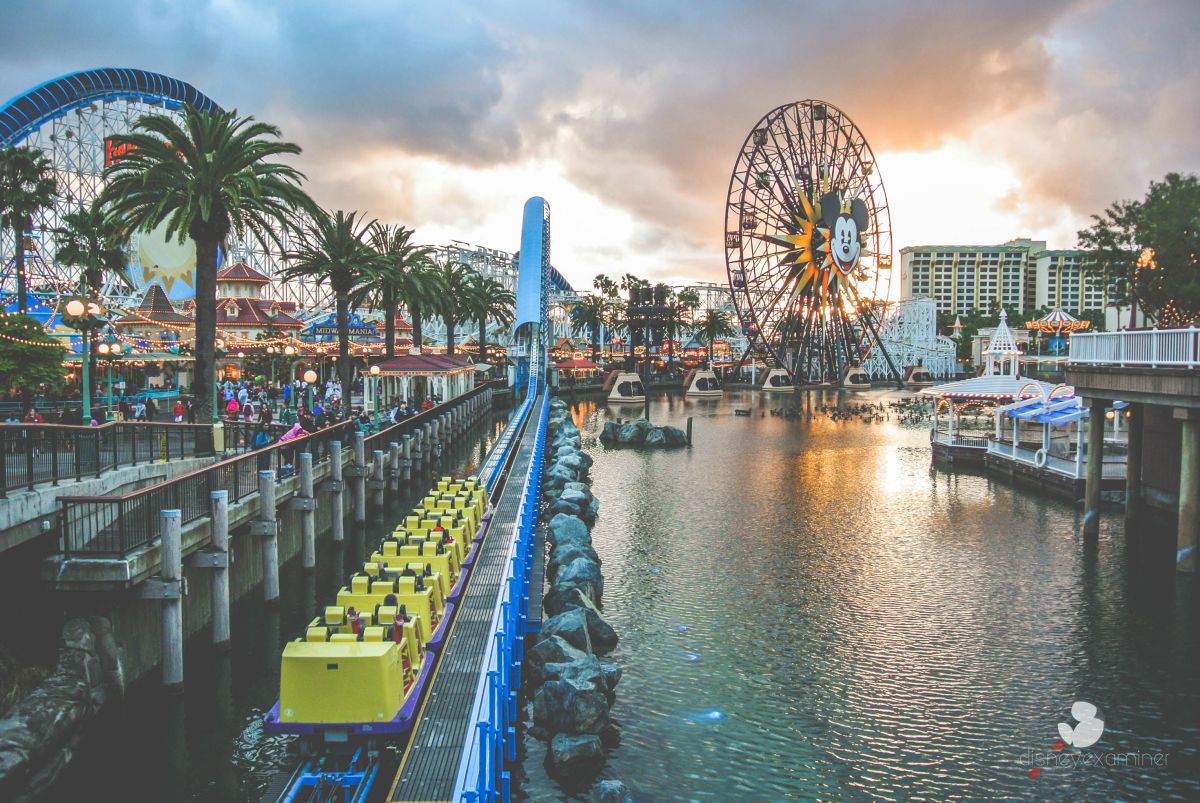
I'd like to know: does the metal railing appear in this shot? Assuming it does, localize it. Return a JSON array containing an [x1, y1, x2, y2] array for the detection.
[[931, 431, 989, 449], [56, 382, 503, 558], [455, 392, 548, 802], [1069, 327, 1200, 369], [985, 439, 1126, 480], [0, 421, 213, 497]]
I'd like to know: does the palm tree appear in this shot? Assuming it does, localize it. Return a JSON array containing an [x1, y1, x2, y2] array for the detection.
[[393, 255, 444, 353], [366, 223, 432, 358], [0, 146, 56, 313], [283, 209, 376, 418], [664, 286, 700, 364], [570, 294, 610, 360], [694, 309, 736, 366], [54, 200, 128, 294], [99, 105, 311, 433], [432, 260, 472, 355], [593, 273, 619, 298], [462, 274, 515, 363]]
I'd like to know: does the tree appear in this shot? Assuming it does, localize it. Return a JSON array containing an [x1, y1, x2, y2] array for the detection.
[[283, 210, 376, 418], [693, 309, 735, 366], [0, 314, 66, 400], [462, 274, 515, 363], [569, 294, 610, 360], [366, 223, 432, 358], [593, 273, 619, 298], [0, 146, 56, 313], [431, 260, 472, 355], [1079, 172, 1200, 326], [392, 255, 444, 353], [99, 105, 312, 434], [666, 286, 701, 362]]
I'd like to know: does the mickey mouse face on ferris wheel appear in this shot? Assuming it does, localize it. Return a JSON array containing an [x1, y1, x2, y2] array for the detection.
[[819, 190, 869, 276]]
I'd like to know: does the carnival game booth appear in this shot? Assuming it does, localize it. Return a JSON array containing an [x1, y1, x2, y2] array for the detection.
[[921, 309, 1054, 466], [369, 353, 474, 409]]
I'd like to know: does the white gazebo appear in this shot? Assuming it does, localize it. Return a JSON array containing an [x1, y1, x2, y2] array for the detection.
[[368, 353, 475, 409]]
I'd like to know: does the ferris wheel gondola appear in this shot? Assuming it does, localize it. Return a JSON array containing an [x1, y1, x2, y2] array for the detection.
[[723, 100, 901, 386]]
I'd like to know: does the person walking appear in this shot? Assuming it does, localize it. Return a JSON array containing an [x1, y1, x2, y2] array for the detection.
[[173, 400, 184, 423]]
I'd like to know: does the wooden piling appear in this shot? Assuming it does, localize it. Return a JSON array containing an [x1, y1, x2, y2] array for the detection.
[[299, 451, 316, 570], [161, 509, 183, 691], [259, 470, 280, 604], [210, 490, 230, 650]]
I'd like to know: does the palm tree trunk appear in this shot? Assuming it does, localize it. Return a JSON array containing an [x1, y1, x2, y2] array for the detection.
[[15, 221, 28, 314], [479, 317, 487, 363], [192, 234, 219, 447], [411, 300, 422, 351], [383, 284, 396, 358], [336, 291, 351, 420], [446, 318, 456, 355], [592, 324, 600, 361], [707, 341, 713, 367]]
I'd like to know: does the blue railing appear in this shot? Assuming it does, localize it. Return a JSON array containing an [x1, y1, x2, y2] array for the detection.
[[454, 392, 548, 802]]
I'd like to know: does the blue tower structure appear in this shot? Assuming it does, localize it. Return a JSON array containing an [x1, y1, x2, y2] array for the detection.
[[511, 197, 551, 399]]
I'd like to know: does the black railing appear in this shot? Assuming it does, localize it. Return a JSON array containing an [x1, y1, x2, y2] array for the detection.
[[57, 381, 502, 558], [0, 422, 214, 497]]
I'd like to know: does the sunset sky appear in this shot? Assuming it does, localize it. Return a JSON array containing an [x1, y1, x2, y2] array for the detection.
[[2, 0, 1197, 292]]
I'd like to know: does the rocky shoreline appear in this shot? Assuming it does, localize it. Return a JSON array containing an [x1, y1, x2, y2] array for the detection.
[[599, 418, 688, 448], [525, 398, 631, 802]]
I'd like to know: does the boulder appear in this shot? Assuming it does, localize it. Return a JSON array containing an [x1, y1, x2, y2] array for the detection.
[[599, 421, 620, 444], [616, 423, 644, 445], [600, 662, 622, 692], [558, 452, 591, 474], [541, 652, 605, 692], [533, 679, 610, 735], [550, 398, 568, 411], [563, 481, 592, 499], [662, 426, 689, 446], [539, 608, 593, 654], [549, 542, 601, 571], [643, 428, 667, 447], [543, 584, 599, 618], [547, 499, 584, 519], [558, 488, 590, 508], [525, 635, 589, 688], [580, 608, 618, 655], [547, 733, 605, 777], [589, 780, 633, 803], [588, 497, 600, 517], [555, 557, 605, 601], [556, 444, 579, 460], [547, 514, 589, 548], [545, 463, 578, 485]]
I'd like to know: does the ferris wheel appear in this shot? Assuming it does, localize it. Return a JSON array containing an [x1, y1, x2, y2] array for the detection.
[[724, 100, 900, 384]]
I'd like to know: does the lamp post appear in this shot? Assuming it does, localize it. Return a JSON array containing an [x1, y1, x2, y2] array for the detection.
[[303, 369, 318, 412], [62, 296, 106, 423], [368, 363, 380, 413], [96, 339, 124, 419]]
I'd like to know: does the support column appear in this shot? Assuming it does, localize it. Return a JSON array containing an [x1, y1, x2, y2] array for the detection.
[[1125, 404, 1143, 522], [210, 490, 230, 650], [402, 434, 413, 483], [329, 440, 345, 543], [161, 509, 183, 692], [423, 422, 433, 463], [1175, 409, 1199, 573], [353, 431, 367, 529], [430, 418, 441, 459], [388, 441, 401, 492], [372, 448, 385, 509], [299, 451, 316, 570], [1083, 397, 1107, 536], [259, 470, 280, 604]]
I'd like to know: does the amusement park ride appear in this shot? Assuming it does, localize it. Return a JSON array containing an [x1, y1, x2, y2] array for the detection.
[[724, 100, 953, 386]]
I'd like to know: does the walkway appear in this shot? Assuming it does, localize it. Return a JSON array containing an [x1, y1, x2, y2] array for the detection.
[[388, 394, 542, 803]]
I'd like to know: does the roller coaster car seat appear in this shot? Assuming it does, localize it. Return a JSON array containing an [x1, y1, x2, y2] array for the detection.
[[305, 626, 331, 642], [324, 606, 347, 626]]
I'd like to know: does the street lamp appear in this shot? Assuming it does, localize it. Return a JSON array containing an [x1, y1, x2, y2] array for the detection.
[[303, 368, 318, 412], [61, 295, 106, 423], [96, 339, 124, 419]]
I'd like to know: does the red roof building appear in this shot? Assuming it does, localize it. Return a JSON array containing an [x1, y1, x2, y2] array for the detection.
[[369, 352, 475, 406]]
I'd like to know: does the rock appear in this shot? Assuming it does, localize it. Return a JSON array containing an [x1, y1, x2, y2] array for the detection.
[[589, 497, 600, 517], [559, 488, 590, 507], [590, 779, 632, 803], [662, 426, 689, 446], [550, 398, 568, 411], [543, 584, 598, 617], [547, 499, 584, 519], [544, 463, 578, 488], [600, 662, 622, 691], [550, 542, 601, 571], [541, 652, 605, 692], [547, 733, 605, 777], [599, 421, 620, 444], [558, 452, 591, 473], [616, 423, 644, 445], [526, 635, 589, 687], [534, 680, 610, 735], [580, 606, 619, 655], [556, 444, 579, 459], [643, 428, 667, 447], [563, 481, 592, 498], [547, 514, 589, 547], [539, 608, 593, 653], [555, 557, 605, 601]]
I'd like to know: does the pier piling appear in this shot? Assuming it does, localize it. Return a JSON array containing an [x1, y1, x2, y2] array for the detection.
[[372, 449, 385, 509], [258, 470, 280, 604], [210, 490, 230, 650], [388, 441, 401, 492], [353, 431, 367, 530], [329, 440, 345, 543], [299, 452, 316, 570], [402, 434, 413, 483], [161, 509, 183, 692]]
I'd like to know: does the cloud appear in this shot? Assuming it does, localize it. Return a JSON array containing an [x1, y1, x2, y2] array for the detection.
[[1, 0, 1197, 289]]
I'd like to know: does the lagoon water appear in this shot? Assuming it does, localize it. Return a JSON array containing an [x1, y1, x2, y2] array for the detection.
[[48, 389, 1200, 801], [519, 388, 1199, 801]]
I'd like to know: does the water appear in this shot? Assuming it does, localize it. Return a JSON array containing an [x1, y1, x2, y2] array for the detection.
[[519, 388, 1200, 801], [50, 411, 511, 803]]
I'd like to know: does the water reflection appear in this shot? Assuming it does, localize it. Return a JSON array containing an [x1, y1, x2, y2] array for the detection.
[[519, 389, 1199, 801]]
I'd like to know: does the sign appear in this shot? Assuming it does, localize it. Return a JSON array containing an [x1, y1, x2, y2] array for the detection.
[[104, 136, 137, 167], [313, 325, 378, 337]]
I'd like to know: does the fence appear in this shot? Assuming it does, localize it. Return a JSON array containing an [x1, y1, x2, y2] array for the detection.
[[931, 431, 989, 449], [1069, 328, 1200, 369], [0, 421, 213, 497], [986, 439, 1126, 480], [57, 381, 504, 558], [455, 392, 548, 802]]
